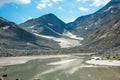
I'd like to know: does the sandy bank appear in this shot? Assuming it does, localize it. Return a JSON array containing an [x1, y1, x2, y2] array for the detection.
[[0, 55, 71, 68], [86, 57, 120, 66]]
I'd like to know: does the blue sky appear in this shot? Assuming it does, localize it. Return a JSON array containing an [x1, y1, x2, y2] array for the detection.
[[0, 0, 110, 24]]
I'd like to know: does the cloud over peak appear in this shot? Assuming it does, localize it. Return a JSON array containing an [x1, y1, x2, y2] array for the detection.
[[76, 0, 110, 7], [52, 0, 63, 2], [78, 7, 89, 11], [90, 0, 110, 7], [36, 0, 63, 10]]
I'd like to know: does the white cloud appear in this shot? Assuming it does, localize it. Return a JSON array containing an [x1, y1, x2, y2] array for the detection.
[[76, 0, 90, 2], [0, 0, 31, 6], [47, 3, 53, 7], [76, 0, 81, 2], [78, 7, 89, 11], [37, 3, 47, 9], [82, 0, 90, 2], [90, 0, 110, 7], [52, 0, 63, 3], [36, 0, 63, 10], [42, 0, 50, 3], [36, 2, 53, 9], [27, 16, 33, 20]]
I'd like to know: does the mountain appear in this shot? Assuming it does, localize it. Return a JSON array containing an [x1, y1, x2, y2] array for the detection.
[[20, 13, 65, 37], [0, 17, 60, 50], [85, 0, 120, 53], [66, 0, 120, 37], [66, 0, 120, 53], [20, 13, 84, 48], [0, 0, 120, 55], [86, 19, 120, 54]]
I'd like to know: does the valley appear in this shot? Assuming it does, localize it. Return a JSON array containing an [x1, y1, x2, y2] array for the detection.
[[0, 0, 120, 54], [0, 0, 120, 80]]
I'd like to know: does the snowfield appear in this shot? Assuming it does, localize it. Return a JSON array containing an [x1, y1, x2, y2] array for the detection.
[[34, 33, 83, 48], [2, 26, 10, 29], [63, 31, 84, 40]]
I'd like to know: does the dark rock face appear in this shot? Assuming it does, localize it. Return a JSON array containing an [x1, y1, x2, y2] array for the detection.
[[0, 18, 35, 49], [20, 13, 65, 37], [0, 18, 36, 42]]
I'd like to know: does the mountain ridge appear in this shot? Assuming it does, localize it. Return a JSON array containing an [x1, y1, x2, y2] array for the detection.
[[0, 18, 60, 50], [20, 13, 65, 37], [0, 0, 120, 55], [66, 0, 120, 37]]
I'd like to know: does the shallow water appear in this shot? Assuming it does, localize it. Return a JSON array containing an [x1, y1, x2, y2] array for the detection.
[[0, 55, 120, 80]]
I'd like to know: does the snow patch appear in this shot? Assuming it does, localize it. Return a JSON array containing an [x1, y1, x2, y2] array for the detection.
[[111, 10, 114, 13], [54, 38, 81, 48], [85, 27, 88, 30], [104, 6, 113, 12], [31, 30, 38, 33], [29, 26, 35, 28], [99, 34, 107, 39], [48, 23, 54, 26], [114, 23, 118, 27], [63, 31, 84, 40], [26, 42, 33, 45], [2, 26, 10, 29], [34, 33, 82, 48]]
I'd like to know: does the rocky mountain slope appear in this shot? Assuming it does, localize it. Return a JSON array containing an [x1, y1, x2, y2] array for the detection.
[[0, 17, 60, 50], [20, 13, 83, 48], [87, 19, 120, 54], [65, 0, 120, 53], [0, 0, 120, 55], [20, 13, 65, 37], [84, 0, 120, 53], [66, 0, 120, 37]]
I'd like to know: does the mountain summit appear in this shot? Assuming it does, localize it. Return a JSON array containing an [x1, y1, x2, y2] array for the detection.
[[20, 13, 65, 37]]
